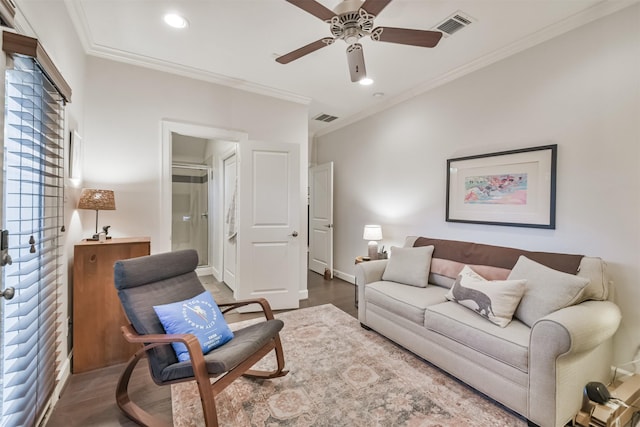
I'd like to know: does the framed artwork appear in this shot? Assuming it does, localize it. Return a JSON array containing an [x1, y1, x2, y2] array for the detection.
[[446, 144, 557, 229], [69, 130, 82, 182]]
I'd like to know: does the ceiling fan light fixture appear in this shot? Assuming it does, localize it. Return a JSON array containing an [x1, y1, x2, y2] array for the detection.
[[164, 13, 189, 29]]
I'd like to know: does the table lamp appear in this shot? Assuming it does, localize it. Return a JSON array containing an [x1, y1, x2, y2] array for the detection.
[[363, 224, 383, 260], [78, 188, 116, 240]]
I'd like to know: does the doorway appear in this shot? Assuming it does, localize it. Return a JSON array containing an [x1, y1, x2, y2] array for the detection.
[[163, 122, 246, 281], [222, 152, 237, 290], [161, 120, 303, 310], [309, 162, 334, 277], [171, 164, 210, 267]]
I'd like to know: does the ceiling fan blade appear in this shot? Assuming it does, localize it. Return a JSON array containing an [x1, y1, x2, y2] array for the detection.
[[285, 0, 337, 22], [276, 38, 334, 64], [360, 0, 392, 16], [371, 27, 443, 48], [346, 43, 367, 82]]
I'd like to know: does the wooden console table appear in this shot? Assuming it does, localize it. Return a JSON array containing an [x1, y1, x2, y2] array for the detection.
[[72, 237, 150, 373]]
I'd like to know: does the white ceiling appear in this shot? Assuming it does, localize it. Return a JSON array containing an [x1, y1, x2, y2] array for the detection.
[[63, 0, 636, 136]]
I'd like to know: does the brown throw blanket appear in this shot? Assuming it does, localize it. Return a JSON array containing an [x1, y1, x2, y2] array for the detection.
[[414, 237, 583, 275]]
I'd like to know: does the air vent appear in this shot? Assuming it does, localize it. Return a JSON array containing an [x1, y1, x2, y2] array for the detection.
[[434, 11, 474, 37], [313, 113, 339, 123]]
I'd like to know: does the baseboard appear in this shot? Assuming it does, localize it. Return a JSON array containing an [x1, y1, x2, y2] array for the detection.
[[38, 354, 71, 426], [333, 269, 355, 284], [299, 289, 309, 300], [196, 266, 214, 277]]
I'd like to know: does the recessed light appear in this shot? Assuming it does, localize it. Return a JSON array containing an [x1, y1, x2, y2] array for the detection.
[[164, 13, 188, 29], [373, 92, 385, 97], [359, 78, 374, 86]]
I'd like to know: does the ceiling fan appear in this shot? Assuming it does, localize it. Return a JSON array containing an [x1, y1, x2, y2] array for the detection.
[[276, 0, 443, 82]]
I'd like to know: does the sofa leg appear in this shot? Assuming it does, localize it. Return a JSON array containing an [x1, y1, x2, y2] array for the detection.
[[360, 323, 372, 331]]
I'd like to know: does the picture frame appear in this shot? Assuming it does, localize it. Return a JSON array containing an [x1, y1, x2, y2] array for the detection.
[[446, 144, 557, 229], [69, 129, 82, 182]]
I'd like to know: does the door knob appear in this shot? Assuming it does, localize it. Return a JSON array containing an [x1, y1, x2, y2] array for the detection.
[[289, 231, 298, 237], [1, 287, 15, 300]]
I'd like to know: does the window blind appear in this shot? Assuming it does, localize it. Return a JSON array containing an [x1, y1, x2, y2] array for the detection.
[[1, 50, 66, 426]]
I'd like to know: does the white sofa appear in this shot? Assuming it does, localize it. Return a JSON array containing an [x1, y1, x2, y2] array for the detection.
[[356, 236, 621, 427]]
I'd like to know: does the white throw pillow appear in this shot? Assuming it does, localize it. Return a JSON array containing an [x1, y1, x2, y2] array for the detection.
[[381, 245, 434, 288], [508, 256, 590, 327], [446, 265, 527, 328]]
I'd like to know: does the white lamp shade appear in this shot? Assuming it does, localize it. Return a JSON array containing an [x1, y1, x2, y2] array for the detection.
[[363, 225, 383, 241]]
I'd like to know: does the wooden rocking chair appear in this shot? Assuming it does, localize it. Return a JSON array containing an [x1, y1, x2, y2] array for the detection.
[[113, 249, 288, 427]]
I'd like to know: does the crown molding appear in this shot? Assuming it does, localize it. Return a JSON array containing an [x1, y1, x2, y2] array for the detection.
[[86, 43, 311, 105], [314, 0, 640, 138], [63, 0, 311, 106]]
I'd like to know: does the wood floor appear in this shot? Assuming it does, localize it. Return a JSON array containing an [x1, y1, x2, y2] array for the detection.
[[45, 271, 357, 427]]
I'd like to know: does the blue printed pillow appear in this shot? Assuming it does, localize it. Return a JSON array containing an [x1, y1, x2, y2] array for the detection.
[[153, 291, 234, 362]]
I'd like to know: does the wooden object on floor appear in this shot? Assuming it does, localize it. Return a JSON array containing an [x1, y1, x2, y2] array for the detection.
[[73, 237, 150, 373]]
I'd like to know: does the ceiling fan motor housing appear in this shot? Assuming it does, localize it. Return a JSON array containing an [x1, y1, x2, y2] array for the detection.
[[330, 4, 375, 44], [332, 0, 365, 15], [346, 43, 367, 82]]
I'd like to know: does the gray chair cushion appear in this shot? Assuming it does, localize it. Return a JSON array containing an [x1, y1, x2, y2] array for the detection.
[[114, 249, 199, 290], [160, 319, 284, 382], [115, 250, 206, 380]]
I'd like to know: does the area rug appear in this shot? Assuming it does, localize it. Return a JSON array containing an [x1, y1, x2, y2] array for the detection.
[[171, 304, 526, 426]]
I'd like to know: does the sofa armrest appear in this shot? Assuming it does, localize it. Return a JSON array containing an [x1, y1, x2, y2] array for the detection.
[[355, 259, 388, 285], [532, 300, 621, 354], [356, 260, 387, 323], [528, 300, 621, 427]]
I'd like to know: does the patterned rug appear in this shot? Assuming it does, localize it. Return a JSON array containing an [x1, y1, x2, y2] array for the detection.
[[171, 304, 526, 426]]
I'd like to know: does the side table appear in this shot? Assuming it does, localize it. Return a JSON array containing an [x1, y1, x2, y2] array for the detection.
[[354, 256, 371, 308]]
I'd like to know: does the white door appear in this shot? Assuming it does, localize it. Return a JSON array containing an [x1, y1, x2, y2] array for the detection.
[[237, 140, 300, 310], [309, 162, 334, 277], [222, 154, 237, 290]]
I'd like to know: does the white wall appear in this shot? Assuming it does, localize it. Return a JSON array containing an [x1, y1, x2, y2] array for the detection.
[[315, 5, 640, 366], [81, 56, 310, 294], [82, 57, 308, 245]]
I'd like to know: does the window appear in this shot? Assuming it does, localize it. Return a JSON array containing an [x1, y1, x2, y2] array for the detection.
[[1, 33, 69, 426]]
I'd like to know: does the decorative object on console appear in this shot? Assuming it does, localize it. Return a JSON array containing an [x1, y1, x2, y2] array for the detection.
[[446, 144, 557, 229], [363, 224, 382, 260], [77, 188, 116, 240]]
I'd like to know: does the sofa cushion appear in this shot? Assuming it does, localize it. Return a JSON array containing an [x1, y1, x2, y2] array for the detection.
[[382, 245, 434, 288], [445, 266, 526, 327], [576, 257, 609, 301], [425, 301, 530, 372], [509, 256, 590, 327], [365, 281, 448, 325]]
